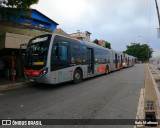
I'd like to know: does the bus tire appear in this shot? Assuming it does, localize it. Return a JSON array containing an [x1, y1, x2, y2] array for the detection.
[[105, 66, 109, 75], [73, 69, 82, 83]]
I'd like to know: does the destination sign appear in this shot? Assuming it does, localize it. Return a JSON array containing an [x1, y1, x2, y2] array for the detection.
[[32, 37, 48, 43]]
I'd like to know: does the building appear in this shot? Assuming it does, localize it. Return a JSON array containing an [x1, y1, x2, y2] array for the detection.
[[70, 31, 91, 42], [0, 8, 59, 32], [0, 8, 60, 80], [53, 28, 70, 37], [98, 40, 106, 47]]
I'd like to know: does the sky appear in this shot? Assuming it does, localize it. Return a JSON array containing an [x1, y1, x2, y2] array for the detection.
[[32, 0, 160, 57]]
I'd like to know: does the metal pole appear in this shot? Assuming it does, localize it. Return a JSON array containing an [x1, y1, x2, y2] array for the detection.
[[155, 0, 160, 28], [12, 51, 15, 81]]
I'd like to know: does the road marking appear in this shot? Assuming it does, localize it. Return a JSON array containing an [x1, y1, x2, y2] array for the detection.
[[134, 88, 145, 128]]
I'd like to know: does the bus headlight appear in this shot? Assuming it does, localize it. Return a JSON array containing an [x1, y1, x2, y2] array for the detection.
[[40, 68, 48, 76]]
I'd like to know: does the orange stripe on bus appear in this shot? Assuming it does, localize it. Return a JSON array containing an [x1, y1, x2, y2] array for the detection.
[[97, 66, 106, 72]]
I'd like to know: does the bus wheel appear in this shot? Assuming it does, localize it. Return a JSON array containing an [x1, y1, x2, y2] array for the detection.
[[105, 66, 109, 75], [73, 69, 82, 83]]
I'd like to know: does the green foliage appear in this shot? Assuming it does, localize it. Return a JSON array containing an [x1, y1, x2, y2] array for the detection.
[[122, 51, 127, 54], [93, 39, 99, 45], [0, 0, 39, 8], [105, 41, 111, 49], [124, 43, 153, 62]]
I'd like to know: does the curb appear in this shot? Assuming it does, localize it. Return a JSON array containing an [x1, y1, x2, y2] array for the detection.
[[0, 82, 31, 92]]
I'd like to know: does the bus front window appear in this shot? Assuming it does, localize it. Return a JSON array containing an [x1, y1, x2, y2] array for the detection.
[[24, 35, 51, 70]]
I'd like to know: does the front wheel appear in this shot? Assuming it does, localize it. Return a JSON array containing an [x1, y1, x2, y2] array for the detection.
[[73, 69, 82, 83]]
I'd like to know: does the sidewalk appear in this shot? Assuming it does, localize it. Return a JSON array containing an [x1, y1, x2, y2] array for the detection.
[[0, 77, 29, 91], [0, 77, 27, 86]]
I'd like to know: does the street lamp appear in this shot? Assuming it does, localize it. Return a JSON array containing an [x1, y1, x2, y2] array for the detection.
[[154, 0, 160, 38], [154, 0, 160, 28], [138, 36, 150, 62]]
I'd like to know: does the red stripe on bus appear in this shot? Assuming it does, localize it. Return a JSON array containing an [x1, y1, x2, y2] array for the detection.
[[24, 69, 43, 77]]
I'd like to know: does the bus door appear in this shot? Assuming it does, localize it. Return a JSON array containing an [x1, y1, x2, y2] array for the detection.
[[125, 58, 127, 66], [115, 54, 118, 69], [87, 48, 94, 74], [121, 55, 123, 68]]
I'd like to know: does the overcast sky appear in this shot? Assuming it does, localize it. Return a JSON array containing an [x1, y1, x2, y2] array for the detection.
[[32, 0, 160, 57]]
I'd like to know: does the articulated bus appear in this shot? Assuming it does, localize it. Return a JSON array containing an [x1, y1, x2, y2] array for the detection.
[[122, 54, 135, 68], [24, 33, 135, 84]]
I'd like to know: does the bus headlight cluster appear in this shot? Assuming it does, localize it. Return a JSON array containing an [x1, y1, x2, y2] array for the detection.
[[40, 68, 48, 76]]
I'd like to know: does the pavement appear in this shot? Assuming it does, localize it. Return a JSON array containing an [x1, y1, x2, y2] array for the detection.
[[0, 64, 159, 128], [0, 77, 30, 91], [0, 64, 145, 128]]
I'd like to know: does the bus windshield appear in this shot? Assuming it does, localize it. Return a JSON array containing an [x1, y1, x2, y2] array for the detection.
[[24, 34, 51, 70]]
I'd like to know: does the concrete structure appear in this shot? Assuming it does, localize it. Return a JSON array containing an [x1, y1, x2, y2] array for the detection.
[[0, 24, 47, 49], [98, 40, 106, 47], [70, 31, 91, 42]]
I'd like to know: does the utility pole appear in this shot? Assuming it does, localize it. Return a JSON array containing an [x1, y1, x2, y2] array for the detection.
[[155, 0, 160, 37], [155, 0, 160, 28]]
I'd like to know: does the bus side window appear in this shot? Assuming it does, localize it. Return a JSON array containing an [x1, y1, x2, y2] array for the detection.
[[51, 44, 68, 62], [59, 44, 68, 62], [71, 44, 81, 65], [52, 44, 59, 60], [82, 46, 87, 64], [105, 51, 109, 63], [94, 49, 99, 64], [102, 50, 106, 64]]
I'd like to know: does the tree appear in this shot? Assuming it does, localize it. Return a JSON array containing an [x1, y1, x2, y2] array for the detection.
[[105, 41, 111, 49], [93, 39, 99, 45], [124, 43, 153, 62], [0, 0, 39, 8]]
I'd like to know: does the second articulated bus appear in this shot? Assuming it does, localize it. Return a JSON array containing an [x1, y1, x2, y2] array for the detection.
[[24, 33, 135, 84]]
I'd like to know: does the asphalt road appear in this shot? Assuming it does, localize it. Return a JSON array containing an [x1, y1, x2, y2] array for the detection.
[[0, 64, 146, 128]]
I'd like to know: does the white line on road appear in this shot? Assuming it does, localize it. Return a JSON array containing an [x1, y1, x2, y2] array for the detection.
[[134, 88, 145, 128]]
